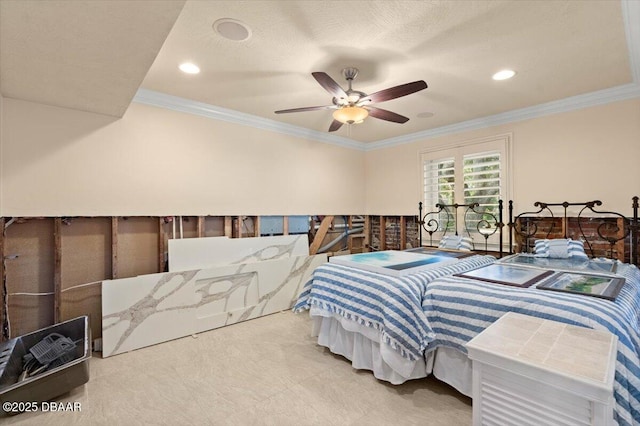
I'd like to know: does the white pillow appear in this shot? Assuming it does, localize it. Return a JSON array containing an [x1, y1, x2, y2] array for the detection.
[[438, 235, 473, 251], [534, 238, 588, 259]]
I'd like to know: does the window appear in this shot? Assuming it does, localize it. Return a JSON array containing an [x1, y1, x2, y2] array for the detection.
[[463, 152, 501, 230], [420, 134, 511, 247], [423, 157, 455, 232]]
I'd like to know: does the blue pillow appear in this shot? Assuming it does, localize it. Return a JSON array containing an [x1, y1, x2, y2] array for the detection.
[[439, 235, 474, 251], [534, 238, 588, 259]]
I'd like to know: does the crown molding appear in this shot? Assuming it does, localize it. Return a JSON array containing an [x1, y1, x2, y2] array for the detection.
[[366, 82, 640, 151], [132, 89, 367, 151], [134, 0, 640, 153], [136, 81, 640, 154]]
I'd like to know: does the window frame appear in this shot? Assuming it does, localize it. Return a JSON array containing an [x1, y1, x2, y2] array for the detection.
[[418, 133, 512, 250]]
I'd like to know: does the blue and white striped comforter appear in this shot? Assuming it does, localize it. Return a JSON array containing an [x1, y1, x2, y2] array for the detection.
[[293, 255, 496, 361], [424, 263, 640, 426]]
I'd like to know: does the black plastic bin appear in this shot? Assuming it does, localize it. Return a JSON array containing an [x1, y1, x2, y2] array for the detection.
[[0, 316, 91, 416]]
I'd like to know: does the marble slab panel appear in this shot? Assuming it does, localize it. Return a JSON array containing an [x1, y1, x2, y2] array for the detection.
[[168, 235, 310, 272], [195, 254, 324, 332], [102, 254, 326, 357], [102, 271, 198, 356]]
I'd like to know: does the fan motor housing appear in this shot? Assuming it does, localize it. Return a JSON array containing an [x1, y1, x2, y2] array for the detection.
[[342, 67, 359, 81], [332, 90, 366, 106]]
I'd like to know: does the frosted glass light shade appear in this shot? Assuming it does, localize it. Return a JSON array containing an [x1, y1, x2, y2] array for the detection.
[[333, 106, 369, 124]]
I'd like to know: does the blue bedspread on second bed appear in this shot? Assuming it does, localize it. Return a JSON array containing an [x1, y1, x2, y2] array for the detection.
[[423, 262, 640, 426]]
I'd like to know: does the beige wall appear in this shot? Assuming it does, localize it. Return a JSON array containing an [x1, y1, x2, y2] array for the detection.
[[3, 97, 639, 218], [365, 98, 640, 215], [1, 99, 366, 216]]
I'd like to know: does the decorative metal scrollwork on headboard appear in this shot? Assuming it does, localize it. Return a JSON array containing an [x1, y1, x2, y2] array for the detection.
[[577, 200, 630, 260], [418, 202, 452, 247], [509, 201, 556, 252], [418, 201, 504, 254], [467, 203, 501, 253], [509, 199, 635, 261]]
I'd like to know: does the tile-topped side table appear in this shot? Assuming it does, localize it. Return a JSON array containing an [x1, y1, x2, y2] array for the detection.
[[466, 312, 617, 426]]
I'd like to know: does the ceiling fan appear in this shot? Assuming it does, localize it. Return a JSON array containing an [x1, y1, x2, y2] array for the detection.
[[275, 67, 428, 132]]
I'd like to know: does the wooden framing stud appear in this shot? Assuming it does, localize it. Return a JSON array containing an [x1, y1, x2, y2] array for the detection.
[[158, 217, 166, 273], [310, 216, 334, 255], [111, 217, 118, 279], [234, 216, 241, 238], [379, 216, 386, 251], [197, 216, 205, 238], [364, 216, 371, 252], [253, 216, 260, 237], [224, 217, 233, 237], [53, 218, 62, 323]]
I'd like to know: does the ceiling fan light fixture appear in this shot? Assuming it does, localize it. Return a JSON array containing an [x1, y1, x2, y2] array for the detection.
[[275, 70, 426, 131], [333, 106, 369, 124]]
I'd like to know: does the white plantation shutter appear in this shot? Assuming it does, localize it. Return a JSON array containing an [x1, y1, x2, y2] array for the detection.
[[423, 157, 455, 232], [463, 152, 501, 231], [420, 135, 510, 247]]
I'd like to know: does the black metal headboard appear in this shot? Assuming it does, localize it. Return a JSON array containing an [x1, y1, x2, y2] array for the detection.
[[509, 197, 639, 266], [418, 201, 504, 254]]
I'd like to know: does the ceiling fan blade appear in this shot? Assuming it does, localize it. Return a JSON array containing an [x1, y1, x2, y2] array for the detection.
[[360, 80, 428, 104], [312, 72, 348, 99], [367, 106, 410, 123], [328, 120, 344, 132], [275, 105, 336, 114]]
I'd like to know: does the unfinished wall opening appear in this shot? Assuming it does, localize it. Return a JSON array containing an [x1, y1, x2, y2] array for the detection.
[[1, 214, 382, 342], [116, 217, 160, 279], [5, 219, 55, 337], [60, 217, 110, 340]]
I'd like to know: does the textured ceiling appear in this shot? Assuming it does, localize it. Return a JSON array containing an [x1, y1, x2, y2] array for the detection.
[[0, 1, 635, 142]]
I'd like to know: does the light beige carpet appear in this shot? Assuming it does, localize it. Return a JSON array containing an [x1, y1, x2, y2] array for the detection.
[[5, 311, 471, 425]]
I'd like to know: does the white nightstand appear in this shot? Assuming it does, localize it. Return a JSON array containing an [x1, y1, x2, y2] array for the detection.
[[466, 312, 617, 426]]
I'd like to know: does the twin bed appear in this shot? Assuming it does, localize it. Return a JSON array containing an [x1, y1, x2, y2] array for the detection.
[[294, 197, 640, 426]]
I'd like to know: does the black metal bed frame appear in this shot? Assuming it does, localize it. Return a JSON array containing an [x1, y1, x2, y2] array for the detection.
[[507, 197, 639, 266], [417, 201, 504, 256], [417, 196, 639, 266]]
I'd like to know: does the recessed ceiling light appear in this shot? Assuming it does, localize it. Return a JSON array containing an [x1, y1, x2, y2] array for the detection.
[[213, 18, 251, 41], [492, 69, 516, 81], [179, 63, 200, 74], [417, 112, 435, 118]]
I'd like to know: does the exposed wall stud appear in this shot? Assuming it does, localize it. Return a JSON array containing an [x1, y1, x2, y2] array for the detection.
[[197, 216, 205, 238], [53, 218, 62, 323], [224, 217, 233, 237], [111, 217, 118, 279], [364, 216, 371, 252], [310, 216, 334, 255], [158, 217, 166, 273], [253, 216, 260, 237], [234, 216, 241, 238], [379, 216, 386, 250]]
